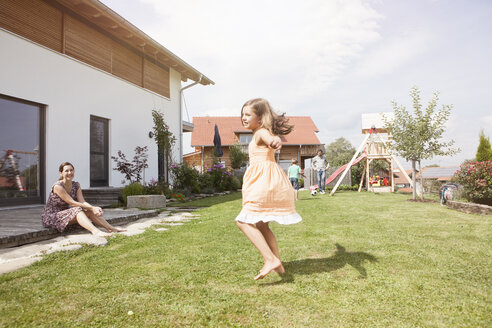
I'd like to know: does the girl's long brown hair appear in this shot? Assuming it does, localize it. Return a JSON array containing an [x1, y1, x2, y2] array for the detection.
[[241, 98, 294, 136]]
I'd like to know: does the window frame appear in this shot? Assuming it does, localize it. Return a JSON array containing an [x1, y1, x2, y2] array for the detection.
[[0, 94, 45, 206]]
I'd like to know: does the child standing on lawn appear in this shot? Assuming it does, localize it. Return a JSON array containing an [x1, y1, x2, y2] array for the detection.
[[236, 98, 302, 280], [288, 159, 302, 201]]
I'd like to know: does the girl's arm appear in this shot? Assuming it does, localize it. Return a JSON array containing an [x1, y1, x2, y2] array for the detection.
[[53, 185, 102, 216], [255, 128, 282, 150]]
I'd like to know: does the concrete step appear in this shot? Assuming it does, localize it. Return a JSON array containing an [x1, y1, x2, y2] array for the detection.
[[0, 207, 159, 248], [83, 187, 122, 206]]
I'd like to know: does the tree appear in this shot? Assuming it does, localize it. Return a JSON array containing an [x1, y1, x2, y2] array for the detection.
[[152, 110, 176, 182], [325, 137, 363, 186], [325, 137, 355, 167], [229, 142, 249, 169], [383, 86, 460, 200], [476, 130, 492, 162]]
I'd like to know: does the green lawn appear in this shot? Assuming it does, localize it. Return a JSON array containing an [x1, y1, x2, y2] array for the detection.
[[1, 192, 490, 327]]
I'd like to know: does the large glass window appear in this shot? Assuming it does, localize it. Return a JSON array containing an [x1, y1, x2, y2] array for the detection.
[[0, 95, 45, 206]]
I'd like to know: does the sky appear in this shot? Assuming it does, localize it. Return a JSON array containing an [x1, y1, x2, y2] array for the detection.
[[101, 0, 492, 168]]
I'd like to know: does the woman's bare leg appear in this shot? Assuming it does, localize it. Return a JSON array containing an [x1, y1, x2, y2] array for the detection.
[[256, 221, 285, 274], [70, 212, 111, 237], [85, 211, 126, 232], [236, 221, 282, 280]]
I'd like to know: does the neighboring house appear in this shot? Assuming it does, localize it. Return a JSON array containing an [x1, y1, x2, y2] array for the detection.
[[0, 0, 213, 206], [394, 169, 414, 189], [184, 116, 323, 172], [417, 166, 460, 193]]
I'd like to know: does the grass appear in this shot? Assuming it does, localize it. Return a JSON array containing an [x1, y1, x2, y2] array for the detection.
[[1, 191, 490, 327]]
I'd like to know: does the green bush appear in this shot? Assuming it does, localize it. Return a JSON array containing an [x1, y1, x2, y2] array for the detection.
[[326, 184, 359, 192], [225, 176, 241, 191], [198, 172, 214, 193], [298, 178, 304, 188], [229, 142, 249, 169], [143, 178, 172, 198], [170, 163, 200, 194], [121, 182, 145, 206], [167, 162, 242, 197], [453, 160, 492, 205], [206, 163, 236, 192]]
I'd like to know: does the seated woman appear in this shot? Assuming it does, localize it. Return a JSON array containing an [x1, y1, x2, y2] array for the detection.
[[42, 162, 125, 236]]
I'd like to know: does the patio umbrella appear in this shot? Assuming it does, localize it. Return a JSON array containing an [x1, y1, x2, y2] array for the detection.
[[213, 124, 223, 160]]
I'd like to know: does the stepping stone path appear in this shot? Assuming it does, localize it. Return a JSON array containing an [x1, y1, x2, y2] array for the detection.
[[0, 209, 200, 275]]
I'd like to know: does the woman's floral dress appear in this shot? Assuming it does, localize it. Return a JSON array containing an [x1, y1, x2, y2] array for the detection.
[[42, 181, 83, 232]]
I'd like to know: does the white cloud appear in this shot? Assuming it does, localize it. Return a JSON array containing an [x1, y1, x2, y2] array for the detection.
[[136, 0, 383, 101], [100, 0, 492, 164], [352, 30, 432, 78]]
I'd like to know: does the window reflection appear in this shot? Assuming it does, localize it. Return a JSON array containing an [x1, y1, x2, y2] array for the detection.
[[0, 96, 41, 203]]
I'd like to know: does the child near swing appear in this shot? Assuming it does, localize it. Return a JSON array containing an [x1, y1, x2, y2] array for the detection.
[[235, 98, 302, 280]]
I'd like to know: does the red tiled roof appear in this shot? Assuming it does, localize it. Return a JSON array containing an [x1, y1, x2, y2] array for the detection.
[[191, 116, 321, 146], [394, 169, 413, 185]]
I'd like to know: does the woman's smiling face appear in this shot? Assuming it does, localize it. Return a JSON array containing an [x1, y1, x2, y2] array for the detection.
[[242, 106, 261, 131], [60, 165, 74, 181]]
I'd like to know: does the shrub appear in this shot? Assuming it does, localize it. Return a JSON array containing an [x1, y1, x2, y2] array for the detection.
[[476, 130, 492, 162], [229, 142, 249, 169], [171, 192, 186, 202], [326, 184, 358, 192], [111, 146, 148, 183], [169, 162, 241, 197], [144, 178, 172, 198], [170, 163, 200, 194], [225, 176, 241, 191], [121, 182, 145, 206], [298, 178, 304, 188], [206, 163, 235, 192], [198, 173, 215, 194], [453, 161, 492, 205]]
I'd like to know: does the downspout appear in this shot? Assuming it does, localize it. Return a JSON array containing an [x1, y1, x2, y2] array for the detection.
[[179, 74, 203, 163]]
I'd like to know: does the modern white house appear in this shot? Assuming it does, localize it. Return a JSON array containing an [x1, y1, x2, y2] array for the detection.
[[0, 0, 213, 206]]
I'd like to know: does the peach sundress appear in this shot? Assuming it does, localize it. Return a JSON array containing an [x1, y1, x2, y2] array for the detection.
[[235, 135, 302, 224]]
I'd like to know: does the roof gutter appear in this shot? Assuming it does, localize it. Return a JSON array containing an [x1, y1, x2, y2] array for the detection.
[[179, 74, 203, 162]]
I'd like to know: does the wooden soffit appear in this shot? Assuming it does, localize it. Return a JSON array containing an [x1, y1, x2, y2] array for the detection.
[[51, 0, 214, 85]]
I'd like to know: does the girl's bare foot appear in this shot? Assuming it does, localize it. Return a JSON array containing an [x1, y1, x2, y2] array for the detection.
[[274, 264, 285, 274], [254, 258, 282, 280], [92, 230, 112, 237]]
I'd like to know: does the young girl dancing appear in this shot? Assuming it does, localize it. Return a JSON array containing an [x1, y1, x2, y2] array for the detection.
[[236, 98, 302, 280]]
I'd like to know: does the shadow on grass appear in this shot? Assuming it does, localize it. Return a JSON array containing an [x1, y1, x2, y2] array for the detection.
[[265, 243, 378, 285]]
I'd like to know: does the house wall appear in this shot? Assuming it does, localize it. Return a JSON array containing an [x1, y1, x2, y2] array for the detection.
[[0, 29, 182, 201], [0, 0, 171, 98], [278, 146, 302, 162]]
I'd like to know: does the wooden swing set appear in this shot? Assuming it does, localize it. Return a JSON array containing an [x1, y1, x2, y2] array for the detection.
[[0, 149, 37, 191], [329, 113, 413, 196]]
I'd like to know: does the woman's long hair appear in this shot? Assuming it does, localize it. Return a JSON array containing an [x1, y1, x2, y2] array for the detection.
[[58, 162, 74, 180], [241, 98, 294, 136]]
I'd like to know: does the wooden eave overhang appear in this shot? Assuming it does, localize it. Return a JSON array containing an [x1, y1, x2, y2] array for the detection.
[[50, 0, 214, 85], [182, 121, 194, 133]]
